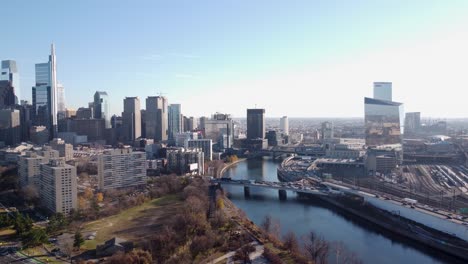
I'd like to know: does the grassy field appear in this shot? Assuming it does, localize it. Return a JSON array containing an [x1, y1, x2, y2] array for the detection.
[[82, 195, 183, 250]]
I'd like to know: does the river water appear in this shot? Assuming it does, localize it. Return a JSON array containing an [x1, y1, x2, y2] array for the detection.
[[223, 158, 460, 264]]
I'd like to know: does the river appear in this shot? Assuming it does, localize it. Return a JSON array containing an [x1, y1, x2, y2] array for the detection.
[[222, 158, 461, 264]]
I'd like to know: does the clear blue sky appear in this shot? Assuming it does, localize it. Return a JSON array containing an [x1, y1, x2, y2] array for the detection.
[[2, 1, 468, 118]]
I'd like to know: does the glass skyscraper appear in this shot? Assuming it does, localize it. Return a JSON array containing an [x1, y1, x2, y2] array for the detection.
[[94, 91, 110, 128], [168, 104, 182, 140], [1, 60, 20, 104], [32, 44, 58, 139], [364, 97, 403, 146]]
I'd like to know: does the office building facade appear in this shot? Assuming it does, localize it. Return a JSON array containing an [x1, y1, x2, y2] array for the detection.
[[168, 104, 182, 140], [122, 97, 141, 142], [0, 60, 19, 104], [247, 109, 265, 140], [321, 121, 334, 140], [94, 91, 111, 128], [201, 113, 234, 150], [145, 96, 168, 141], [404, 112, 421, 135], [0, 109, 21, 146], [373, 82, 392, 101], [364, 97, 403, 146], [32, 44, 58, 139], [187, 139, 213, 160], [167, 148, 204, 175]]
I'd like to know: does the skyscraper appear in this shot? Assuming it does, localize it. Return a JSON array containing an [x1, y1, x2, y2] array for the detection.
[[247, 109, 265, 140], [168, 104, 182, 140], [373, 82, 392, 101], [57, 83, 66, 120], [321, 121, 334, 140], [201, 113, 234, 150], [122, 97, 141, 142], [364, 97, 403, 146], [0, 81, 15, 108], [280, 116, 289, 135], [1, 60, 19, 104], [32, 44, 58, 139], [0, 109, 21, 146], [94, 91, 111, 128], [146, 96, 168, 141], [404, 112, 421, 135]]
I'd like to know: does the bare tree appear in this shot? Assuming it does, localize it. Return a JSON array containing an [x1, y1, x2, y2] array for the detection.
[[330, 241, 362, 264], [261, 215, 272, 233], [303, 231, 329, 264], [282, 231, 299, 253]]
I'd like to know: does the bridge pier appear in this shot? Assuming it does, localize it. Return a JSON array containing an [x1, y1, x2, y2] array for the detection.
[[279, 189, 287, 200], [244, 186, 251, 197]]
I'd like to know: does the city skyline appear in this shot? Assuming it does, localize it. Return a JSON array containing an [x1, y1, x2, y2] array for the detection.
[[1, 1, 468, 118]]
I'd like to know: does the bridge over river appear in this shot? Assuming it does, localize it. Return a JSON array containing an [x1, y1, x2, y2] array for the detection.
[[211, 178, 328, 199]]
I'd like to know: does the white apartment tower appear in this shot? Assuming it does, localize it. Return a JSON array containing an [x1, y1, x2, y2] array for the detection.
[[39, 158, 77, 214], [97, 148, 146, 190], [280, 116, 289, 136]]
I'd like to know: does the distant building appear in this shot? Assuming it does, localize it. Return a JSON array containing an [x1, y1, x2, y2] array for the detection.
[[364, 97, 403, 146], [57, 83, 66, 120], [167, 148, 204, 175], [96, 237, 133, 258], [1, 60, 19, 104], [176, 132, 200, 148], [247, 109, 265, 140], [75, 107, 93, 119], [201, 113, 234, 150], [146, 96, 168, 141], [39, 158, 77, 214], [122, 97, 141, 142], [30, 126, 50, 145], [0, 109, 21, 146], [97, 148, 146, 190], [168, 104, 182, 141], [183, 116, 195, 132], [187, 139, 212, 160], [18, 151, 48, 188], [32, 44, 58, 139], [266, 130, 282, 147], [321, 122, 334, 140], [94, 91, 111, 128], [66, 118, 105, 142], [280, 116, 289, 136], [404, 112, 421, 135], [49, 138, 74, 161], [373, 82, 392, 101], [65, 108, 76, 118]]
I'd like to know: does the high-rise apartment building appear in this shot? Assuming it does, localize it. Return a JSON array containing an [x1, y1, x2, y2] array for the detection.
[[145, 96, 168, 141], [39, 158, 77, 214], [32, 44, 58, 139], [0, 109, 21, 146], [1, 60, 19, 104], [122, 97, 141, 142], [247, 109, 265, 140], [97, 148, 146, 190], [280, 116, 289, 136], [18, 147, 59, 188], [373, 82, 392, 101], [94, 91, 111, 128], [168, 104, 182, 140], [200, 113, 234, 150]]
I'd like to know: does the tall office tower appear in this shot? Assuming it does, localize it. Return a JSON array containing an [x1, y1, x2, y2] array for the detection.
[[140, 109, 146, 138], [145, 96, 168, 141], [19, 102, 34, 142], [122, 97, 141, 142], [201, 113, 234, 150], [364, 97, 403, 146], [1, 60, 19, 104], [39, 158, 77, 214], [321, 121, 334, 140], [0, 81, 16, 108], [280, 116, 289, 135], [94, 91, 110, 128], [0, 109, 21, 146], [188, 139, 213, 160], [168, 104, 182, 140], [373, 82, 392, 101], [32, 44, 58, 139], [404, 112, 421, 135], [183, 116, 195, 132], [57, 83, 66, 120], [49, 138, 73, 161], [97, 148, 146, 190], [247, 109, 265, 140]]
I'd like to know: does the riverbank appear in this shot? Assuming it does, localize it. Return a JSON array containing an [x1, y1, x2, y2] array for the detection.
[[308, 193, 468, 262], [218, 158, 247, 178]]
